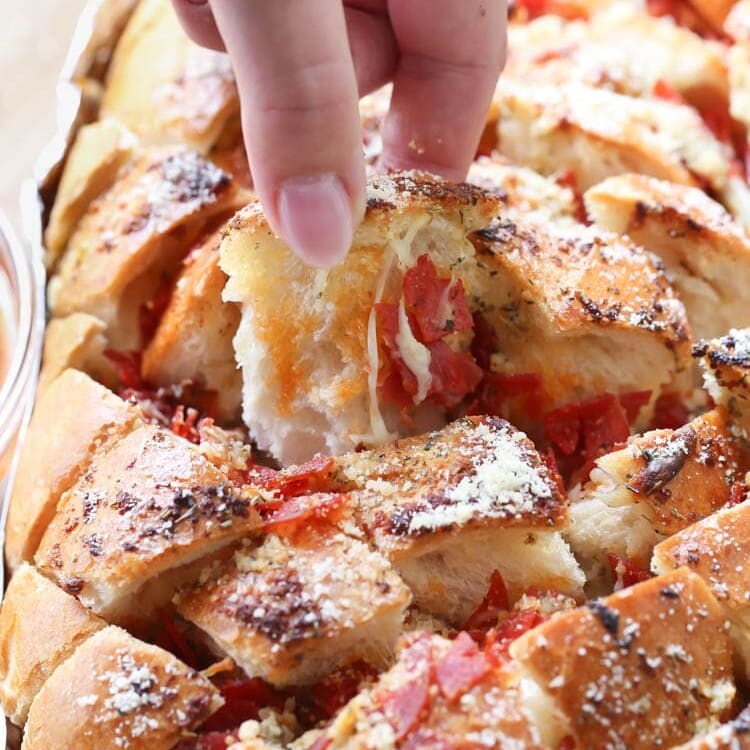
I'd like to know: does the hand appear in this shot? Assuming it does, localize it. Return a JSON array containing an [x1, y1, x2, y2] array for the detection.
[[172, 0, 507, 268]]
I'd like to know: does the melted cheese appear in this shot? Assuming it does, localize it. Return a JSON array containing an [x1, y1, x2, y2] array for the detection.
[[396, 297, 432, 403], [389, 213, 431, 266]]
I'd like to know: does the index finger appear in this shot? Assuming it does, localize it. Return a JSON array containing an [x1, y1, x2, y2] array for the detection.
[[383, 0, 507, 180]]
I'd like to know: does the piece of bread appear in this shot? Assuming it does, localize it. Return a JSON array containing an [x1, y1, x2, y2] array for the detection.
[[317, 632, 549, 749], [585, 174, 750, 341], [37, 313, 116, 394], [510, 568, 736, 749], [4, 369, 144, 573], [727, 0, 750, 40], [48, 146, 247, 351], [495, 80, 733, 195], [688, 0, 736, 32], [101, 0, 239, 154], [567, 408, 745, 592], [34, 423, 263, 622], [43, 118, 137, 269], [653, 500, 750, 680], [141, 228, 242, 422], [221, 171, 690, 464], [695, 329, 750, 438], [467, 154, 580, 227], [338, 416, 585, 624], [0, 564, 106, 726], [21, 626, 222, 750], [671, 707, 750, 749], [175, 529, 411, 687]]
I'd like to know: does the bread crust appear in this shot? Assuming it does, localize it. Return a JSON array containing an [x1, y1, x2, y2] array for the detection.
[[5, 369, 143, 573], [510, 569, 735, 749], [0, 564, 106, 726], [21, 626, 222, 750]]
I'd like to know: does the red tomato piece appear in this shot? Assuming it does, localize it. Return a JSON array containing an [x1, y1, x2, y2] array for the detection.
[[403, 255, 473, 344], [435, 632, 489, 702], [607, 553, 651, 591], [427, 340, 483, 409], [464, 570, 510, 634]]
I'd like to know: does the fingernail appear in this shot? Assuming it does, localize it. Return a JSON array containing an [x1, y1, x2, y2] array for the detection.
[[278, 175, 354, 269]]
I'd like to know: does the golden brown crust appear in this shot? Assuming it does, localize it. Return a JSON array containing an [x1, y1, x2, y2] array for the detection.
[[43, 118, 136, 269], [671, 708, 750, 749], [21, 626, 221, 750], [511, 569, 735, 750], [689, 0, 736, 32], [34, 424, 262, 619], [175, 530, 411, 686], [48, 147, 246, 350], [0, 564, 106, 727], [5, 369, 143, 573], [101, 0, 238, 153], [141, 228, 242, 422]]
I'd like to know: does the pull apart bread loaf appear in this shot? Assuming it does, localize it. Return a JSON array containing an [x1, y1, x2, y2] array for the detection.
[[11, 0, 750, 748]]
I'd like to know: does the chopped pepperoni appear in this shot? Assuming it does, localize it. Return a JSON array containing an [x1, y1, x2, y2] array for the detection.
[[652, 79, 687, 106], [263, 493, 347, 537], [470, 313, 498, 371], [376, 302, 419, 409], [297, 661, 377, 723], [427, 340, 483, 409], [154, 611, 199, 669], [485, 609, 547, 666], [464, 570, 510, 635], [515, 0, 589, 20], [618, 390, 652, 424], [554, 170, 588, 223], [104, 349, 144, 390], [470, 372, 544, 420], [543, 404, 582, 456], [170, 405, 201, 443], [541, 448, 566, 495], [250, 455, 337, 500], [651, 392, 690, 429], [381, 671, 431, 740], [727, 483, 747, 507], [201, 678, 286, 733], [607, 553, 652, 591], [578, 394, 630, 459], [403, 255, 473, 344], [558, 737, 577, 750], [435, 632, 489, 702]]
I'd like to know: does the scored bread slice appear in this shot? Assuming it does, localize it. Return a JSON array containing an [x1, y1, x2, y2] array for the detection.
[[0, 564, 106, 727], [317, 631, 548, 749], [653, 501, 750, 681], [695, 329, 750, 438], [567, 408, 745, 592], [467, 154, 579, 228], [4, 369, 144, 573], [21, 626, 222, 750], [142, 227, 242, 422], [495, 80, 733, 196], [585, 174, 750, 341], [220, 171, 502, 463], [48, 146, 247, 351], [510, 568, 736, 750], [37, 313, 116, 395], [43, 118, 137, 269], [341, 416, 585, 624], [469, 219, 691, 424], [101, 0, 239, 154], [175, 530, 411, 687], [34, 424, 262, 622]]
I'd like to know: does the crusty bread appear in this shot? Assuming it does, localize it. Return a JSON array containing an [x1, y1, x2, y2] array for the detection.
[[34, 423, 262, 621], [671, 708, 750, 749], [585, 174, 750, 341], [142, 228, 242, 422], [695, 329, 750, 438], [221, 171, 690, 464], [511, 568, 736, 749], [495, 80, 733, 195], [37, 312, 116, 394], [176, 530, 411, 687], [0, 564, 106, 726], [101, 0, 239, 154], [688, 0, 736, 32], [43, 118, 136, 268], [21, 626, 222, 750], [48, 146, 247, 350], [5, 369, 143, 573], [318, 632, 548, 749], [568, 408, 745, 592], [653, 501, 750, 680]]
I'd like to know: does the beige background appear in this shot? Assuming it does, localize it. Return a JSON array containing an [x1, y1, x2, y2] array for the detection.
[[0, 0, 89, 233]]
